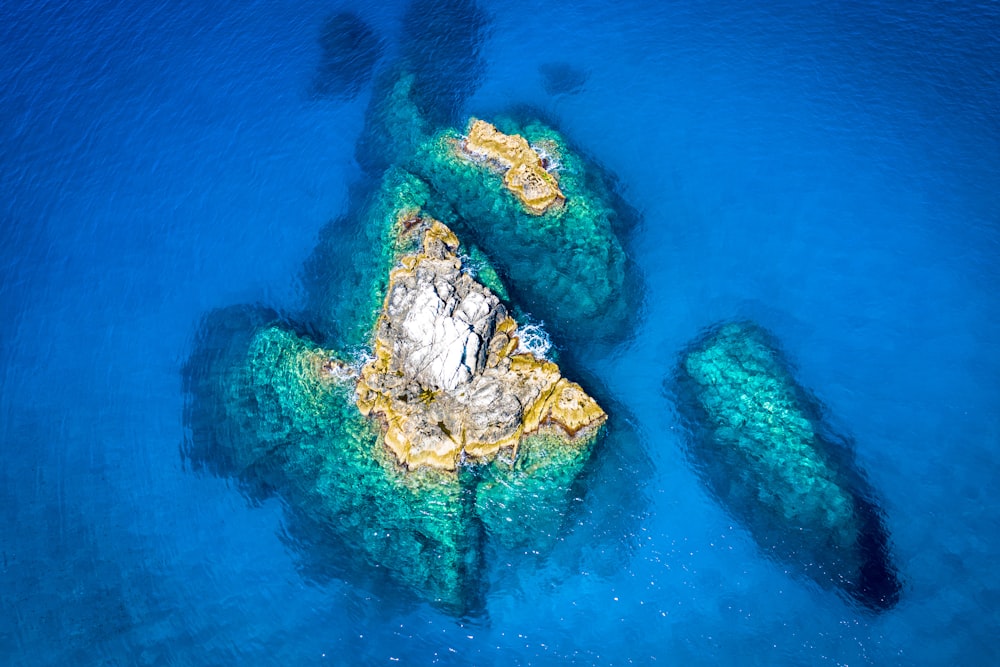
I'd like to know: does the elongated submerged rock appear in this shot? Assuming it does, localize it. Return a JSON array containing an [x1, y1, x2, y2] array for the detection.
[[672, 322, 900, 611], [357, 219, 606, 471], [354, 71, 640, 344]]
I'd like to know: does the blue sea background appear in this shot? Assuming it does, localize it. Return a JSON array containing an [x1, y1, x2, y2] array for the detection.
[[2, 0, 999, 664]]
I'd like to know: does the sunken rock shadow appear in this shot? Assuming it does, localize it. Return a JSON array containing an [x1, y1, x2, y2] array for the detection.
[[310, 11, 384, 100], [539, 61, 589, 96]]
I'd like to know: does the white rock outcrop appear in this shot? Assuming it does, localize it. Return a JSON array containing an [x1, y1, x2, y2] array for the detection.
[[356, 219, 607, 471]]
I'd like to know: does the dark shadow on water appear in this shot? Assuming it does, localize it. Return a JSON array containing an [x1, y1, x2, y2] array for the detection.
[[182, 303, 282, 497], [310, 11, 384, 100], [299, 209, 357, 346], [667, 321, 902, 612], [354, 0, 491, 174], [298, 172, 409, 350], [539, 61, 589, 96], [398, 0, 491, 128]]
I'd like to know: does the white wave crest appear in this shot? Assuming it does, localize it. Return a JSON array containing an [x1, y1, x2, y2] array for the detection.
[[515, 323, 552, 358]]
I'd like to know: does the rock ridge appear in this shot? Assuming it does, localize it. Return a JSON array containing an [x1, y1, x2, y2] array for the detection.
[[460, 119, 566, 214]]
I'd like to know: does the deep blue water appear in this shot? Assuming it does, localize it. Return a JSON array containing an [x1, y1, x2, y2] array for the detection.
[[2, 0, 999, 664]]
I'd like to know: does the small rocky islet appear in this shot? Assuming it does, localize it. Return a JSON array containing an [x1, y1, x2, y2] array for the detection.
[[186, 58, 899, 612]]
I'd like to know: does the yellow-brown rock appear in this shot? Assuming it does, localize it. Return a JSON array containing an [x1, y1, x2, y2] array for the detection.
[[461, 119, 566, 215], [355, 218, 605, 471]]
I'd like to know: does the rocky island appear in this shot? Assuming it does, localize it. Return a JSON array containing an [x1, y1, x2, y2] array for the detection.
[[187, 13, 641, 612], [185, 207, 609, 613], [357, 218, 605, 471], [460, 119, 565, 214]]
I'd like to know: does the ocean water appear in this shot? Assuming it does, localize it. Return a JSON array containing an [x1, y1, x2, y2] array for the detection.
[[2, 0, 999, 664]]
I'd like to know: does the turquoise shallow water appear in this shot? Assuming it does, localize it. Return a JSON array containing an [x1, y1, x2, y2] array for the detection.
[[2, 0, 999, 664]]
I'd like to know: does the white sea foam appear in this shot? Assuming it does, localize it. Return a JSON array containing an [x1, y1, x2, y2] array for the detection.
[[515, 322, 552, 358], [530, 143, 562, 173]]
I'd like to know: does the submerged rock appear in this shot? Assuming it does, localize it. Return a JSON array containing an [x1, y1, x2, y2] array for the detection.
[[539, 61, 589, 96], [671, 322, 901, 611], [397, 0, 491, 127], [357, 219, 606, 471]]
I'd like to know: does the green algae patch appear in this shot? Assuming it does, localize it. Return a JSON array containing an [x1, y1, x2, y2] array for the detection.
[[673, 321, 900, 610]]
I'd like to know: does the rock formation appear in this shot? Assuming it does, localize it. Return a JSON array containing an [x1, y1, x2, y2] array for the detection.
[[185, 217, 610, 613], [357, 219, 606, 471], [460, 119, 565, 214], [186, 8, 639, 615]]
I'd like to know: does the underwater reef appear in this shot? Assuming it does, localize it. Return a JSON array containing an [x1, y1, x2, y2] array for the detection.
[[671, 321, 901, 611]]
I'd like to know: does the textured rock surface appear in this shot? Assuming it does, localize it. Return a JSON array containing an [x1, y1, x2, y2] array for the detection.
[[461, 119, 565, 214], [356, 219, 606, 470]]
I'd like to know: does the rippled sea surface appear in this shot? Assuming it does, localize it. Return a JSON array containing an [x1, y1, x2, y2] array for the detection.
[[3, 1, 999, 664]]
